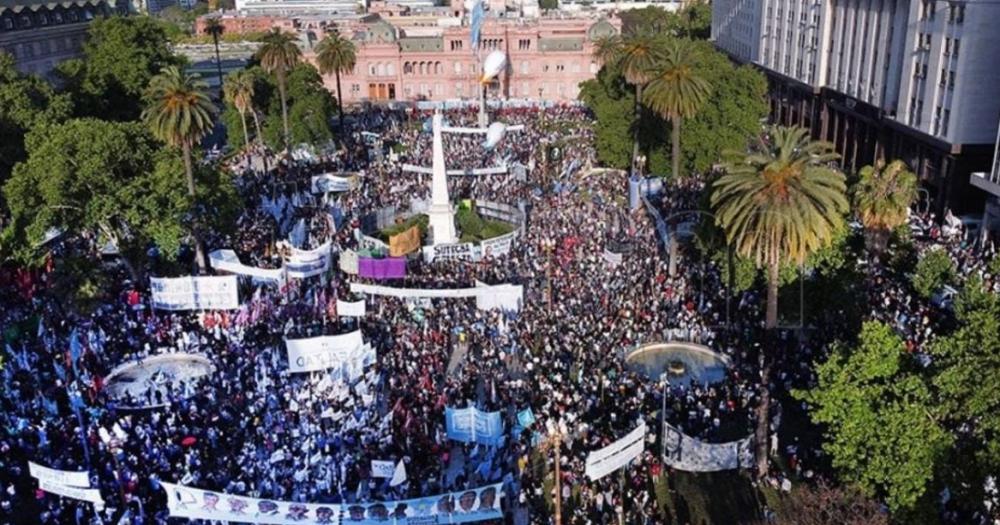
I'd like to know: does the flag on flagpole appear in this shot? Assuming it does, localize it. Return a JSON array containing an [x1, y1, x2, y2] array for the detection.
[[390, 460, 407, 487]]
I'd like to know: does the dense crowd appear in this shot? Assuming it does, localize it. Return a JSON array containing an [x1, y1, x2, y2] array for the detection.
[[1, 103, 997, 525]]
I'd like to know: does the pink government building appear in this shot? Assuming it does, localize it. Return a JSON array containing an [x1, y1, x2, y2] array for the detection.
[[316, 14, 619, 103]]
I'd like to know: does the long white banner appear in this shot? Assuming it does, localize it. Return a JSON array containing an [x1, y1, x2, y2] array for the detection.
[[150, 275, 239, 311], [311, 173, 357, 193], [29, 462, 90, 488], [209, 250, 285, 282], [350, 283, 523, 312], [662, 423, 753, 472], [585, 422, 646, 481], [38, 480, 105, 508], [162, 481, 503, 524], [285, 331, 364, 374]]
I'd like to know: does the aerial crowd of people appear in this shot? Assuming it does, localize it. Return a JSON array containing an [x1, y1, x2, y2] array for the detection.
[[0, 103, 995, 525]]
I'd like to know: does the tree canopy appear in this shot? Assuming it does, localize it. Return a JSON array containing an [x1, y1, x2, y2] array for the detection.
[[56, 16, 182, 122], [796, 321, 951, 513]]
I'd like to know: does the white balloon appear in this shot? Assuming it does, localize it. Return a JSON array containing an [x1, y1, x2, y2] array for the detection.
[[480, 51, 507, 83], [464, 0, 477, 11], [482, 122, 507, 150]]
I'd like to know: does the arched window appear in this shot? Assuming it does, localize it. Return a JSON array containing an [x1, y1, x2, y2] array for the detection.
[[404, 62, 412, 74], [376, 63, 385, 76], [435, 62, 442, 75], [387, 63, 395, 76], [369, 63, 377, 76]]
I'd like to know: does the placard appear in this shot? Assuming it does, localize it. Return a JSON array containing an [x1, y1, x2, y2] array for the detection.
[[150, 276, 239, 311], [371, 460, 395, 479], [584, 422, 646, 481]]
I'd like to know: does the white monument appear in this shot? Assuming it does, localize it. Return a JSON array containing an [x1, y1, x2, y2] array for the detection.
[[428, 112, 458, 245]]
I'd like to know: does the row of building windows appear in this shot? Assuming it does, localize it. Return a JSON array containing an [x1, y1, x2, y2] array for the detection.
[[1, 5, 100, 31], [362, 60, 591, 77], [920, 1, 966, 23], [3, 35, 84, 60], [347, 81, 578, 99]]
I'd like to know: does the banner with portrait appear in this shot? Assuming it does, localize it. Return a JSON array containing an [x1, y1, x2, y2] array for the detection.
[[150, 276, 239, 311], [389, 225, 422, 257], [311, 173, 356, 194], [162, 481, 502, 525], [285, 331, 364, 374], [479, 234, 515, 259]]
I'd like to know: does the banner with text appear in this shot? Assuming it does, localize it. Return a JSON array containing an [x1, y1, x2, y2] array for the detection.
[[285, 331, 364, 374], [480, 233, 515, 259], [585, 422, 646, 481], [370, 460, 395, 479], [445, 406, 504, 446], [38, 479, 104, 508], [350, 283, 522, 312], [29, 462, 91, 488], [311, 173, 356, 194], [150, 276, 239, 311], [209, 250, 286, 282]]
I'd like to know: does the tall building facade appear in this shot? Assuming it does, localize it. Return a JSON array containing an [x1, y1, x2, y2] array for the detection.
[[0, 0, 126, 78], [712, 0, 1000, 214]]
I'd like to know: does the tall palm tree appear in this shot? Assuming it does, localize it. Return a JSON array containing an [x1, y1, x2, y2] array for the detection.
[[314, 32, 357, 131], [593, 31, 660, 172], [256, 29, 302, 150], [203, 17, 225, 92], [642, 39, 711, 180], [223, 70, 256, 151], [142, 66, 217, 273], [711, 125, 848, 477], [853, 159, 918, 256]]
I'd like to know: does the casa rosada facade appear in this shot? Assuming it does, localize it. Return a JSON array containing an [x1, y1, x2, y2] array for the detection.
[[303, 15, 620, 104]]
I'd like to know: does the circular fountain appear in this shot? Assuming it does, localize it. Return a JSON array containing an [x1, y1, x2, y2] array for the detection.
[[625, 342, 730, 387], [104, 353, 214, 408]]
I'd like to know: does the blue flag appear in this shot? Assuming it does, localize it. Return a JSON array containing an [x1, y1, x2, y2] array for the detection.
[[470, 0, 484, 53], [517, 407, 536, 428]]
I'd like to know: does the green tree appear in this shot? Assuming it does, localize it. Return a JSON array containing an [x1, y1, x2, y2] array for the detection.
[[203, 17, 225, 90], [259, 64, 336, 150], [711, 125, 848, 476], [910, 248, 955, 299], [314, 33, 357, 131], [142, 66, 216, 273], [796, 322, 950, 512], [580, 41, 767, 177], [256, 29, 302, 150], [593, 31, 660, 172], [0, 52, 72, 183], [221, 67, 274, 151], [3, 120, 171, 279], [642, 39, 711, 179], [56, 16, 181, 121], [223, 70, 257, 150], [619, 3, 711, 38], [853, 159, 918, 256], [928, 277, 1000, 512]]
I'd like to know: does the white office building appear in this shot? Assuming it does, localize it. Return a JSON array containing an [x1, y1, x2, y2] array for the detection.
[[712, 0, 1000, 214]]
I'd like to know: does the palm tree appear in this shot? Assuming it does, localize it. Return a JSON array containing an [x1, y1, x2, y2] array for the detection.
[[314, 32, 357, 131], [256, 29, 302, 150], [593, 31, 660, 172], [642, 39, 711, 180], [142, 66, 217, 273], [203, 17, 225, 92], [223, 70, 255, 151], [853, 159, 918, 256], [711, 125, 848, 477]]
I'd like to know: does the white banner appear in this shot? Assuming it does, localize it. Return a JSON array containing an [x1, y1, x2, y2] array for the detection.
[[285, 332, 364, 374], [422, 242, 480, 263], [38, 479, 104, 508], [311, 173, 356, 193], [283, 241, 331, 279], [339, 249, 359, 275], [163, 481, 503, 524], [150, 276, 239, 311], [370, 460, 396, 479], [585, 422, 646, 481], [209, 250, 285, 282], [603, 249, 623, 266], [29, 462, 91, 488], [401, 164, 509, 176], [337, 299, 366, 317], [350, 283, 523, 312]]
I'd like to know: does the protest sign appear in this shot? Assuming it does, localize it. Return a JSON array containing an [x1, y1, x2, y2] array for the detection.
[[389, 225, 421, 257], [337, 299, 366, 317], [150, 276, 239, 311], [371, 460, 395, 479], [445, 407, 504, 446], [285, 332, 364, 374], [29, 462, 91, 488], [584, 422, 646, 481]]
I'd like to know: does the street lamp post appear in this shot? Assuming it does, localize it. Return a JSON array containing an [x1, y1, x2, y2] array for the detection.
[[543, 418, 567, 525], [542, 238, 555, 312]]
